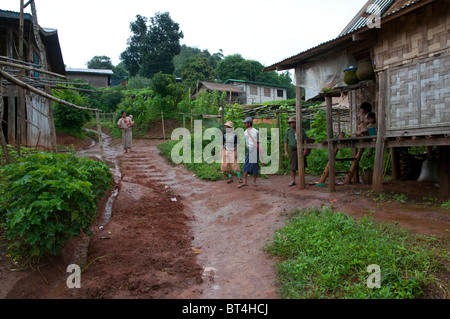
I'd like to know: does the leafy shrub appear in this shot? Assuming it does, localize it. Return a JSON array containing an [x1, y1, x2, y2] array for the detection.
[[266, 207, 445, 299], [0, 152, 112, 259], [52, 89, 91, 134]]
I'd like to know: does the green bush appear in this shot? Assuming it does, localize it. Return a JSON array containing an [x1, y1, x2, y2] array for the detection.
[[52, 89, 91, 134], [266, 207, 445, 299], [0, 152, 112, 259]]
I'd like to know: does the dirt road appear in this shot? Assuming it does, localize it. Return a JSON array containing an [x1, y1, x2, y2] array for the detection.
[[1, 137, 449, 299]]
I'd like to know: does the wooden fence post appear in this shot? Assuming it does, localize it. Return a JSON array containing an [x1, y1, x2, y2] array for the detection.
[[326, 95, 335, 192], [161, 111, 166, 140], [95, 110, 104, 160]]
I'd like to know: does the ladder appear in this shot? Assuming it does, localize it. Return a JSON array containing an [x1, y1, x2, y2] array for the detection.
[[319, 148, 365, 185]]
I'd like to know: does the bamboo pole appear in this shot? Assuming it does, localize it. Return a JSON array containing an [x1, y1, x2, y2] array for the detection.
[[0, 69, 96, 111], [0, 86, 12, 164], [0, 60, 67, 80], [277, 112, 283, 170]]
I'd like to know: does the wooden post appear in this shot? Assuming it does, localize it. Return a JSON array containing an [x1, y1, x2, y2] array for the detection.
[[183, 114, 186, 129], [277, 112, 283, 170], [95, 110, 104, 160], [345, 148, 365, 184], [326, 95, 335, 192], [161, 111, 166, 140], [31, 0, 57, 152], [17, 0, 25, 155], [6, 28, 15, 145], [0, 86, 12, 164], [439, 146, 450, 196], [295, 81, 305, 189], [390, 147, 400, 180], [372, 71, 387, 194]]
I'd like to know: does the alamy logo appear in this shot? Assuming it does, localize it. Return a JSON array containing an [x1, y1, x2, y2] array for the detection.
[[66, 264, 81, 289], [367, 264, 381, 289], [366, 4, 382, 29]]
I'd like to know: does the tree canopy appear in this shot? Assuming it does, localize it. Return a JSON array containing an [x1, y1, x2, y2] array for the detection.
[[181, 56, 215, 90], [120, 12, 184, 78], [86, 55, 114, 70]]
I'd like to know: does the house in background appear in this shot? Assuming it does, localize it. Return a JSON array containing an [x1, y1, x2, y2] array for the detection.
[[225, 79, 288, 104], [66, 68, 113, 88], [191, 81, 245, 104], [0, 9, 65, 150]]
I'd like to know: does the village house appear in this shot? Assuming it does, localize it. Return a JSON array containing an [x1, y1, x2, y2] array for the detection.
[[0, 9, 65, 151], [191, 81, 246, 104], [264, 0, 449, 195], [66, 68, 114, 88], [225, 79, 288, 104]]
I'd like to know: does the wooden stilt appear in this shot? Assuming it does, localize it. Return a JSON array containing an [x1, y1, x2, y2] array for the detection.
[[345, 148, 365, 184], [0, 86, 12, 164], [439, 146, 450, 196], [372, 71, 387, 194], [161, 111, 166, 140], [326, 96, 335, 192], [295, 81, 305, 189]]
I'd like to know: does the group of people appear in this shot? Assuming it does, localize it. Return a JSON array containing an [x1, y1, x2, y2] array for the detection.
[[117, 102, 376, 186], [220, 102, 376, 187], [220, 116, 314, 188]]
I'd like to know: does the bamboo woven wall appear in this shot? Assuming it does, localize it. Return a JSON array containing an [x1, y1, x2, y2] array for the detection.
[[374, 1, 450, 135], [374, 1, 449, 69]]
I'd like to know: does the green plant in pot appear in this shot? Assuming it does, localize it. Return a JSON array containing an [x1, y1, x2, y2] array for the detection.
[[343, 67, 359, 85]]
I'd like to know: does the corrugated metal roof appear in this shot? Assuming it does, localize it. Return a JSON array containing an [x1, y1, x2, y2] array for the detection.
[[263, 0, 433, 72], [66, 68, 114, 75], [199, 81, 244, 93], [225, 79, 291, 89]]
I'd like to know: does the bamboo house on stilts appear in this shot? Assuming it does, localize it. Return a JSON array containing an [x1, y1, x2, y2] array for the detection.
[[0, 4, 105, 159], [264, 0, 450, 196]]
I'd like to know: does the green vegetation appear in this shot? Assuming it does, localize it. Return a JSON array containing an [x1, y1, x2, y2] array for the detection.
[[266, 207, 448, 299], [158, 137, 225, 181], [0, 152, 112, 260]]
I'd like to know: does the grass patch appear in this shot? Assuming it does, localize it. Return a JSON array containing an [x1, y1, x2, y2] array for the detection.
[[157, 139, 225, 181], [266, 207, 448, 299]]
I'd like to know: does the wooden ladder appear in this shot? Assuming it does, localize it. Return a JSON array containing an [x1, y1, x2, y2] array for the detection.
[[319, 148, 365, 185]]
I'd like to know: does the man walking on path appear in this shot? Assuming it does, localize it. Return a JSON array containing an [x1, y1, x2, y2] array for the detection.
[[284, 116, 310, 187], [221, 121, 243, 184], [238, 117, 260, 188]]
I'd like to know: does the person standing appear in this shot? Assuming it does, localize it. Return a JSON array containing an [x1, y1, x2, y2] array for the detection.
[[117, 110, 133, 153], [238, 117, 260, 188], [284, 116, 309, 187], [221, 121, 243, 184]]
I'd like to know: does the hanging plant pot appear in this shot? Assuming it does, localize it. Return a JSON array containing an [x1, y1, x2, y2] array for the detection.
[[356, 59, 375, 81], [343, 67, 359, 85]]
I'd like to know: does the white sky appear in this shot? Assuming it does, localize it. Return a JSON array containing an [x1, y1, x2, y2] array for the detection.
[[2, 0, 368, 69]]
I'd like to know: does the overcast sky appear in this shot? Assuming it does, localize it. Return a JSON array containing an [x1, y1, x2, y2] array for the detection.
[[2, 0, 367, 70]]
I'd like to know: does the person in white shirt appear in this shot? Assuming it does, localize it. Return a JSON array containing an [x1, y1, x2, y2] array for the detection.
[[238, 117, 260, 188]]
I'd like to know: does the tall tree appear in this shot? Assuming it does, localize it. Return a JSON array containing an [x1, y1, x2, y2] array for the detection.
[[120, 12, 184, 78], [181, 57, 215, 89], [87, 55, 114, 69]]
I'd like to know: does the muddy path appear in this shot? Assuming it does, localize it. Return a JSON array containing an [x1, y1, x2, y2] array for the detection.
[[1, 136, 449, 299]]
